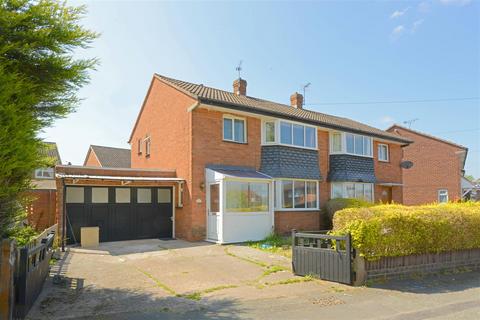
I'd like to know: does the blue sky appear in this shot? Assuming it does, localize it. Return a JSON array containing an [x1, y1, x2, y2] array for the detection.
[[42, 0, 479, 177]]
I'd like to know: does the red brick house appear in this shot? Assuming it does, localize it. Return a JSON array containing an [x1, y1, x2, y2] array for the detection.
[[387, 124, 468, 205], [84, 145, 131, 168], [124, 74, 412, 243]]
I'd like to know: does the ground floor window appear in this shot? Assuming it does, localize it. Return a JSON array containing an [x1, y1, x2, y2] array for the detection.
[[331, 182, 373, 202], [275, 180, 318, 210], [438, 189, 448, 203], [225, 181, 269, 212]]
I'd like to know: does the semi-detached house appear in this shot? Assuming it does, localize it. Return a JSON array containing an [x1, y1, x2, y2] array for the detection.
[[122, 74, 412, 243]]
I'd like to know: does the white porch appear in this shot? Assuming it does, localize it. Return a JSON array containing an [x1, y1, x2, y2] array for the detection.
[[205, 166, 274, 244]]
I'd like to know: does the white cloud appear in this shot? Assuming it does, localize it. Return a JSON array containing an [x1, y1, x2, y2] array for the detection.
[[439, 0, 471, 6], [390, 25, 406, 40], [418, 1, 431, 12], [381, 116, 395, 124], [390, 7, 410, 19], [412, 19, 424, 33]]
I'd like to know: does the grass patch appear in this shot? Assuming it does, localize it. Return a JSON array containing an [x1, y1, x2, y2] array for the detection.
[[262, 265, 288, 277], [202, 284, 238, 294], [264, 275, 314, 286], [177, 292, 202, 301], [247, 233, 292, 258]]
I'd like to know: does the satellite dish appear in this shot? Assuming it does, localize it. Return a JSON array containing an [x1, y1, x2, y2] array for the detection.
[[400, 161, 414, 169]]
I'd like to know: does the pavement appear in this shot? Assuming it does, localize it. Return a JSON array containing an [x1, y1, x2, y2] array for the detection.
[[27, 239, 480, 320]]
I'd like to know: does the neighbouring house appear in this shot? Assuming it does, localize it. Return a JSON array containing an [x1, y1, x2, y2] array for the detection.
[[84, 145, 131, 168], [27, 142, 62, 231], [461, 176, 477, 201], [387, 124, 468, 205], [56, 74, 413, 245]]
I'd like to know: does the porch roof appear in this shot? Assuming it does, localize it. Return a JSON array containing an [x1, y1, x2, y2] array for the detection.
[[206, 165, 272, 180]]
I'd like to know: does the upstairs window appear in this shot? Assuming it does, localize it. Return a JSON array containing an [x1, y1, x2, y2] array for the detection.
[[279, 121, 317, 149], [264, 121, 275, 143], [145, 137, 151, 156], [137, 138, 142, 154], [331, 132, 342, 153], [223, 116, 246, 143], [345, 133, 372, 157], [378, 144, 389, 162], [34, 168, 54, 179]]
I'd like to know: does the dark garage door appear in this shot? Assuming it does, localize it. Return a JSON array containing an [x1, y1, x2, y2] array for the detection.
[[65, 186, 173, 244]]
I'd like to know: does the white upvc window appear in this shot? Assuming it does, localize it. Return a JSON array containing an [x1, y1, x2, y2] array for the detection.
[[378, 144, 389, 162], [438, 189, 449, 203], [34, 168, 54, 179], [262, 119, 317, 150], [329, 131, 373, 157], [275, 179, 319, 210], [223, 115, 247, 143], [225, 180, 269, 212], [331, 182, 374, 202], [144, 137, 151, 156]]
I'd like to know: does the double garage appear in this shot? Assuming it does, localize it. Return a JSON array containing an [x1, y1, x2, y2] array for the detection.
[[56, 165, 183, 245]]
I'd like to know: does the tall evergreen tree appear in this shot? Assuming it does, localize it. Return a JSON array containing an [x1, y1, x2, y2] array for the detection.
[[0, 0, 98, 237]]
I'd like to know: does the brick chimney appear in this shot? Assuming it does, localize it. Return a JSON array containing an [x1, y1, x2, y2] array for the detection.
[[233, 78, 247, 96], [290, 92, 303, 109]]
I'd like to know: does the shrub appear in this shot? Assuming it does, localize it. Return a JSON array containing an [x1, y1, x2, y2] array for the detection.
[[7, 225, 38, 247], [330, 202, 480, 261], [324, 198, 373, 229]]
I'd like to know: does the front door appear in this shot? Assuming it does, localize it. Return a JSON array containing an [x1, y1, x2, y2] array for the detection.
[[207, 183, 221, 241], [380, 187, 393, 203]]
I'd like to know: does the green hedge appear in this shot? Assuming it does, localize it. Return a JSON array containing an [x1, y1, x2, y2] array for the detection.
[[330, 202, 480, 261], [324, 198, 373, 229]]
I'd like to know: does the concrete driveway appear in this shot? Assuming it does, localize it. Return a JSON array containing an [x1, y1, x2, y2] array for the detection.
[[27, 239, 480, 320]]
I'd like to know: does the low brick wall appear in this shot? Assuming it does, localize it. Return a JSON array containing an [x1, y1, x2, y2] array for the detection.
[[353, 248, 480, 285]]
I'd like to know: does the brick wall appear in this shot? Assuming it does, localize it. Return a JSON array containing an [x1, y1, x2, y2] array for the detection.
[[26, 190, 57, 231], [274, 211, 322, 235], [84, 149, 101, 167], [387, 126, 464, 205], [373, 141, 403, 203], [129, 77, 196, 239]]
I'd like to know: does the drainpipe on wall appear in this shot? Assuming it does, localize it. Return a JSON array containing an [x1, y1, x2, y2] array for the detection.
[[61, 178, 66, 252]]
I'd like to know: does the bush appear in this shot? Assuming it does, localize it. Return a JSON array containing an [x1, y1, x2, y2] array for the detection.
[[7, 225, 38, 247], [330, 202, 480, 261], [324, 198, 373, 229]]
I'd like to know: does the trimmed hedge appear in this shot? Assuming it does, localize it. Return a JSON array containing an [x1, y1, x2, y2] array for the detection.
[[324, 198, 373, 229], [330, 202, 480, 261]]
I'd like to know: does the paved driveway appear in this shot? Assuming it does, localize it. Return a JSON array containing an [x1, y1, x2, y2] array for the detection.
[[27, 239, 480, 320]]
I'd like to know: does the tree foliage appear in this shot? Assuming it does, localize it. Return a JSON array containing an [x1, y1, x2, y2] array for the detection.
[[0, 0, 98, 237]]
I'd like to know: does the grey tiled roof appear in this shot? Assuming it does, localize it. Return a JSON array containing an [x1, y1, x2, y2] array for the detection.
[[260, 145, 322, 180], [40, 142, 62, 165], [90, 145, 131, 168], [155, 74, 412, 144]]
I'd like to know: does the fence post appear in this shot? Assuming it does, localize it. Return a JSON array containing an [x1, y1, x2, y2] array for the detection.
[[0, 239, 16, 320], [291, 229, 296, 273]]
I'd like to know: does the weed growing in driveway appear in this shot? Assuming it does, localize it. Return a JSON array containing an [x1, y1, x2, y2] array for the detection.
[[262, 265, 288, 277], [224, 246, 269, 268], [177, 292, 202, 301], [178, 285, 238, 301], [264, 275, 314, 287], [202, 284, 238, 294], [134, 267, 176, 295]]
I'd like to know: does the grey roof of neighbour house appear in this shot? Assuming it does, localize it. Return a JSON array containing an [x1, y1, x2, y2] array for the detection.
[[88, 145, 131, 168], [39, 142, 62, 165], [154, 74, 413, 145], [260, 145, 322, 180], [327, 154, 376, 183]]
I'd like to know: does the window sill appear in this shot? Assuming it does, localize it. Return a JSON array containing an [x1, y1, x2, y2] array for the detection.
[[223, 139, 248, 145], [378, 159, 390, 163], [261, 142, 317, 151], [329, 152, 373, 159], [275, 208, 320, 212]]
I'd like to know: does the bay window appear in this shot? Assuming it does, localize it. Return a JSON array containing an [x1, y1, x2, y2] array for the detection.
[[277, 180, 318, 210], [225, 181, 269, 212], [330, 131, 373, 157], [223, 116, 246, 143], [331, 182, 374, 202], [263, 120, 317, 149]]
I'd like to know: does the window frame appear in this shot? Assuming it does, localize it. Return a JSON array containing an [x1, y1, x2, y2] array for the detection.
[[224, 180, 269, 213], [438, 189, 449, 203], [137, 138, 142, 155], [378, 143, 389, 162], [261, 119, 317, 150], [34, 168, 54, 179], [275, 179, 319, 211], [329, 131, 373, 158], [330, 182, 374, 202], [223, 115, 247, 144]]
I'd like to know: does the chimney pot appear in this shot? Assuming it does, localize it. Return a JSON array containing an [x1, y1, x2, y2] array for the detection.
[[290, 92, 303, 109], [233, 78, 247, 96]]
